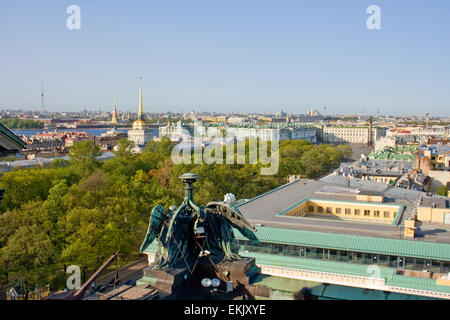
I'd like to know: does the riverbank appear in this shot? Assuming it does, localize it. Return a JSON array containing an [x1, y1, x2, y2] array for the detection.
[[12, 127, 159, 137]]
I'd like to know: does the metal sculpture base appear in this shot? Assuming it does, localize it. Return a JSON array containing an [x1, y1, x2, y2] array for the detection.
[[143, 257, 262, 299], [143, 267, 190, 298]]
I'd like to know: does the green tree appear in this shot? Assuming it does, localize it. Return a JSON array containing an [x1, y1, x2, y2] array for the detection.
[[103, 139, 137, 177], [436, 185, 449, 197], [68, 140, 101, 177], [336, 144, 353, 160], [0, 225, 56, 299], [50, 158, 70, 168], [0, 169, 56, 212]]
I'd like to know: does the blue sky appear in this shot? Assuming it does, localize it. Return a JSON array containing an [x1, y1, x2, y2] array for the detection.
[[0, 0, 449, 116]]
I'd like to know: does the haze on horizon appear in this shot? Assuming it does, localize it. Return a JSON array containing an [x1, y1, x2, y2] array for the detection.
[[0, 1, 449, 117]]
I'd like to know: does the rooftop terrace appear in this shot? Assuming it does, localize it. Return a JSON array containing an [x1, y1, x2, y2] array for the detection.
[[237, 179, 450, 243]]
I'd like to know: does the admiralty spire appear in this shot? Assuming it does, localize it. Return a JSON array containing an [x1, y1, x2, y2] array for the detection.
[[127, 77, 153, 150]]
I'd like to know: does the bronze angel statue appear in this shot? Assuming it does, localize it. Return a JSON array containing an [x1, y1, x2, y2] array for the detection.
[[140, 173, 259, 271]]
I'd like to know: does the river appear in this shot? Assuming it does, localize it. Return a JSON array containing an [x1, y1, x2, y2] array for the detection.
[[12, 128, 159, 137]]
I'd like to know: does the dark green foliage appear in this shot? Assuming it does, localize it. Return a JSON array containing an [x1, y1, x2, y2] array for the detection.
[[436, 185, 449, 197], [0, 118, 45, 129]]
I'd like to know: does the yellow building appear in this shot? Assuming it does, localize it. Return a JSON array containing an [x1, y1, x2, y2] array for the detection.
[[403, 219, 417, 238], [202, 116, 227, 123], [282, 198, 402, 224], [202, 116, 216, 122], [215, 116, 227, 123], [417, 198, 450, 224], [257, 116, 273, 123]]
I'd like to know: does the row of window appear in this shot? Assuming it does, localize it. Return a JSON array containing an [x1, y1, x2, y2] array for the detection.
[[237, 240, 450, 274], [307, 205, 392, 219]]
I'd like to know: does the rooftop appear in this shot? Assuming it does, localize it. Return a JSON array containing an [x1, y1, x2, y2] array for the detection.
[[235, 226, 450, 261], [241, 251, 450, 295], [418, 198, 449, 209], [419, 144, 450, 156], [237, 179, 450, 243]]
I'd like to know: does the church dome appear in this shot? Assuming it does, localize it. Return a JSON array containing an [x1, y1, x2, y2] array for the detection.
[[133, 119, 145, 129]]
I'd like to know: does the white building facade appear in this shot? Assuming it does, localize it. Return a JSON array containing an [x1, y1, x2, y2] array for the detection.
[[322, 126, 386, 144]]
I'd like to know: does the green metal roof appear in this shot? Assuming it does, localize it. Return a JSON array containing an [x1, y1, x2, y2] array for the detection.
[[241, 251, 450, 295], [235, 226, 450, 262], [367, 148, 415, 161], [241, 251, 395, 278], [311, 284, 437, 300]]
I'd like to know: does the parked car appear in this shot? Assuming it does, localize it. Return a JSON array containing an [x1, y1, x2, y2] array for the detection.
[[107, 278, 121, 287], [125, 280, 136, 286], [97, 285, 107, 293]]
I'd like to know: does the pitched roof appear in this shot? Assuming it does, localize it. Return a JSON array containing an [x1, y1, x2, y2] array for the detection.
[[0, 123, 26, 151]]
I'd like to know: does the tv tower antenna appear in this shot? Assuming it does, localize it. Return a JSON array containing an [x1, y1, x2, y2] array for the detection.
[[41, 82, 45, 113]]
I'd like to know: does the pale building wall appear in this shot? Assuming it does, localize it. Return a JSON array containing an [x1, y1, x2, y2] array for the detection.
[[284, 199, 399, 224], [417, 207, 450, 224], [374, 136, 396, 152], [427, 171, 450, 192]]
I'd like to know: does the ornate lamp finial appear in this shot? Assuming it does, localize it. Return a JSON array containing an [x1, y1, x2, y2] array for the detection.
[[179, 173, 199, 201]]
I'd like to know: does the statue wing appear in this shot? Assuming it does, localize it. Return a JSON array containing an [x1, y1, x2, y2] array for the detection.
[[140, 205, 166, 253], [205, 202, 259, 244]]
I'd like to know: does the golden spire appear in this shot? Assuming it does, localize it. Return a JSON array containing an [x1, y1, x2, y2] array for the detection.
[[111, 96, 117, 126], [138, 77, 144, 120]]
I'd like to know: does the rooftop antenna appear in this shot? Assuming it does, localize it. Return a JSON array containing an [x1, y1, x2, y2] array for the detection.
[[41, 82, 45, 113]]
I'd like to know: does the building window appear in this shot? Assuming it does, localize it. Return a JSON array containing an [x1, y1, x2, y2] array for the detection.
[[326, 207, 332, 214], [335, 208, 341, 214], [317, 206, 323, 213], [364, 210, 370, 216], [308, 206, 314, 213], [345, 208, 351, 215], [384, 211, 390, 218], [374, 210, 380, 217], [354, 209, 360, 216]]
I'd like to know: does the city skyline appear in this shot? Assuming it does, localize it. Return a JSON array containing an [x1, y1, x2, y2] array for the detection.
[[1, 1, 449, 116]]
